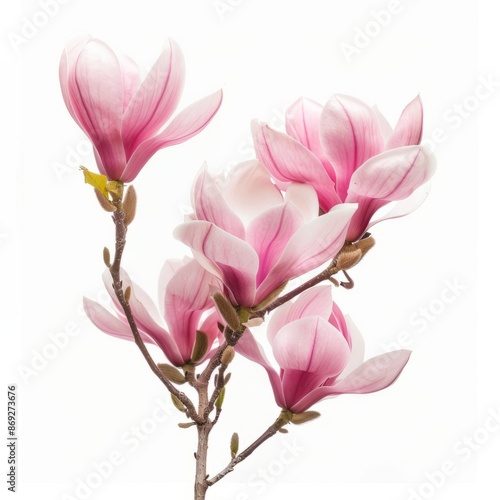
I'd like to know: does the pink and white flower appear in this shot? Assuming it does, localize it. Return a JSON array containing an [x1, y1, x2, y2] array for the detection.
[[174, 161, 357, 308], [60, 36, 223, 182], [236, 286, 411, 413], [252, 94, 436, 242], [83, 259, 221, 367]]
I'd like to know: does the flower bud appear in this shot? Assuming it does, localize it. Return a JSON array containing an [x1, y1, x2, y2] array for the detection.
[[253, 281, 288, 311], [221, 346, 235, 366], [123, 185, 137, 226], [124, 286, 131, 304], [335, 248, 363, 271], [178, 422, 196, 429], [215, 386, 226, 409], [290, 410, 321, 425], [212, 292, 241, 332], [170, 393, 186, 413], [190, 331, 209, 364], [94, 187, 116, 212], [230, 432, 239, 459], [103, 247, 111, 268], [158, 363, 186, 384]]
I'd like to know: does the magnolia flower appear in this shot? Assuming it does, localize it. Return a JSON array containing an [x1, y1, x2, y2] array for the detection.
[[60, 36, 223, 182], [252, 95, 436, 242], [174, 161, 357, 308], [236, 286, 411, 413], [83, 259, 221, 367]]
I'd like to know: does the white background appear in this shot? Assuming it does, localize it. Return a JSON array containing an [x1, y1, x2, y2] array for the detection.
[[1, 0, 497, 499]]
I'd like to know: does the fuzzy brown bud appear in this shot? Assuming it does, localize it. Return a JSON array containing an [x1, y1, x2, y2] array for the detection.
[[212, 292, 241, 332], [158, 363, 186, 384], [335, 248, 363, 271], [190, 331, 209, 363], [290, 410, 321, 425], [253, 281, 288, 311], [221, 346, 236, 366], [178, 422, 196, 429], [94, 188, 116, 212], [123, 185, 137, 226], [124, 286, 131, 304], [103, 247, 111, 268]]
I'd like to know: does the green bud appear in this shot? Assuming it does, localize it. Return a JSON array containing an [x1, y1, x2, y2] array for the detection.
[[190, 331, 209, 363], [215, 386, 226, 409], [290, 411, 321, 425], [158, 363, 186, 384], [170, 393, 186, 413], [230, 432, 239, 459]]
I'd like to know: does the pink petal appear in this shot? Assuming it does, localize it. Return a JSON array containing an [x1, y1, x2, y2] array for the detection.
[[386, 95, 423, 149], [366, 182, 432, 232], [158, 258, 187, 318], [163, 259, 220, 360], [218, 161, 284, 226], [275, 316, 350, 408], [102, 270, 185, 366], [234, 329, 286, 408], [59, 34, 91, 126], [256, 203, 357, 303], [286, 97, 336, 182], [372, 105, 393, 144], [193, 165, 245, 239], [267, 286, 333, 344], [327, 350, 411, 393], [347, 145, 437, 201], [72, 39, 127, 180], [252, 121, 340, 211], [119, 55, 141, 112], [122, 38, 185, 155], [284, 183, 318, 223], [123, 89, 223, 181], [246, 202, 304, 286], [320, 94, 385, 200], [83, 297, 155, 344], [291, 350, 411, 412], [174, 220, 259, 307], [272, 317, 350, 376]]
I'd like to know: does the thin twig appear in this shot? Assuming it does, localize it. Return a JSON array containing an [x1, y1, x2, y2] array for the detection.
[[252, 261, 338, 319], [109, 208, 202, 424], [207, 417, 285, 486]]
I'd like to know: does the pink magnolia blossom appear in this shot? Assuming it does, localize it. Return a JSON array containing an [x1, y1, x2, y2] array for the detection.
[[60, 36, 223, 182], [174, 161, 357, 308], [236, 286, 411, 413], [83, 259, 221, 367], [252, 94, 437, 241]]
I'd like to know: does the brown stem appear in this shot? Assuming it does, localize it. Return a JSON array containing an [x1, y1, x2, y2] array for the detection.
[[207, 417, 285, 486], [194, 423, 212, 500], [252, 261, 338, 319], [109, 208, 202, 424]]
